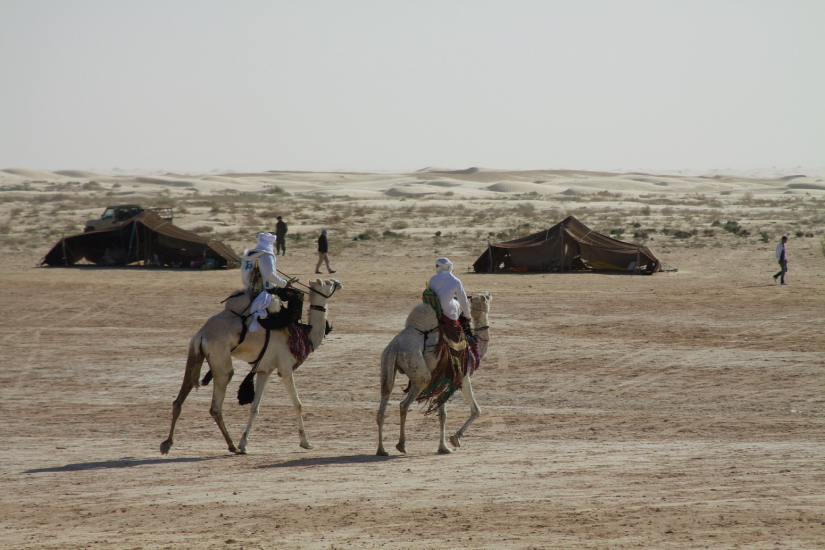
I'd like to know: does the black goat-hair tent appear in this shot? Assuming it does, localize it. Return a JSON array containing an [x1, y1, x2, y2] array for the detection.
[[41, 211, 240, 268], [473, 215, 661, 275]]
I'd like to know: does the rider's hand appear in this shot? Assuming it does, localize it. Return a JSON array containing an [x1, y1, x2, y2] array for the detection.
[[285, 281, 292, 288]]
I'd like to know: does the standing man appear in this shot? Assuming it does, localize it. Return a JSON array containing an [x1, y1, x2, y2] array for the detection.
[[773, 236, 788, 285], [315, 229, 336, 274], [275, 216, 288, 256]]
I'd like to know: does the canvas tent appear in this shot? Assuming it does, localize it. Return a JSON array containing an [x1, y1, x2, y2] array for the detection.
[[472, 215, 661, 275], [42, 211, 240, 268]]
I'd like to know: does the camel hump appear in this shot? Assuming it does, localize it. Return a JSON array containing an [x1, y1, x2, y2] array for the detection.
[[224, 288, 282, 314], [223, 289, 251, 313], [405, 303, 438, 331]]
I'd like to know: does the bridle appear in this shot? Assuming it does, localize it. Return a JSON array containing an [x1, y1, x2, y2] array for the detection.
[[470, 298, 491, 342], [473, 325, 490, 342], [278, 268, 340, 299]]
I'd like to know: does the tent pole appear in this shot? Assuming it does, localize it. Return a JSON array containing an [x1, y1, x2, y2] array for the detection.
[[126, 221, 137, 266], [558, 226, 563, 272], [487, 240, 492, 273], [636, 247, 641, 275]]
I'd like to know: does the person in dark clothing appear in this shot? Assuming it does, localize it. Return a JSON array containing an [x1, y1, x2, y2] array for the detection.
[[773, 236, 788, 285], [315, 229, 336, 274], [275, 216, 288, 255]]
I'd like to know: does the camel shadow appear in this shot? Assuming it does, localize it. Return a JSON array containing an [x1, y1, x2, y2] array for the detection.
[[257, 454, 406, 469], [24, 456, 224, 474]]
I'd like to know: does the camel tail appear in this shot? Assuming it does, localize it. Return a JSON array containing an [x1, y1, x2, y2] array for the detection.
[[185, 335, 207, 389], [380, 344, 398, 397]]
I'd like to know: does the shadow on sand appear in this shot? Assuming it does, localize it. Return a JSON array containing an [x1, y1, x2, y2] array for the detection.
[[25, 455, 226, 474], [257, 454, 407, 469]]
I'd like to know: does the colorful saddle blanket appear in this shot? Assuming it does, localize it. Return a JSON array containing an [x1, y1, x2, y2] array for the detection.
[[417, 288, 480, 415]]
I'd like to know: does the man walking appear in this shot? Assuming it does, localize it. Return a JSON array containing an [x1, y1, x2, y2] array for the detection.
[[773, 236, 788, 285], [275, 216, 288, 256], [315, 229, 336, 274]]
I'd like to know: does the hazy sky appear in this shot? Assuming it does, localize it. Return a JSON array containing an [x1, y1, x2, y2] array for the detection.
[[1, 1, 823, 173]]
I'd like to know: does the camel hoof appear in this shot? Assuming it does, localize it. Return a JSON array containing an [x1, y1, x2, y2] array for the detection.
[[160, 440, 172, 455], [438, 446, 453, 455], [396, 443, 406, 454], [300, 442, 314, 450], [450, 435, 461, 448], [236, 448, 248, 455], [377, 448, 389, 457]]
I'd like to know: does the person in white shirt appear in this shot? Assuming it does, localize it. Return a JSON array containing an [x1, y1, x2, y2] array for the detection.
[[773, 236, 788, 285], [242, 233, 289, 292], [241, 233, 290, 331], [428, 257, 471, 321]]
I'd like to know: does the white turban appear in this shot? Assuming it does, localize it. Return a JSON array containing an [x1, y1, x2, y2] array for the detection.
[[255, 232, 277, 255], [435, 257, 453, 273]]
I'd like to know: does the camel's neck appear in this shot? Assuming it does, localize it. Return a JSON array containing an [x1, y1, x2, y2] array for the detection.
[[307, 301, 328, 351], [472, 312, 490, 359]]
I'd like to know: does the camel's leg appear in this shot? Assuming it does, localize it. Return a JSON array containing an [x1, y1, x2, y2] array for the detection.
[[208, 362, 239, 454], [437, 402, 452, 454], [377, 352, 398, 456], [280, 368, 313, 449], [377, 388, 392, 456], [161, 336, 204, 455], [238, 371, 271, 454], [450, 375, 481, 449], [159, 370, 195, 455], [397, 377, 424, 454]]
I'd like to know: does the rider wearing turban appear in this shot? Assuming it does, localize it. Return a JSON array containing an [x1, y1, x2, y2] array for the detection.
[[427, 257, 471, 321], [242, 233, 289, 292], [241, 233, 290, 331]]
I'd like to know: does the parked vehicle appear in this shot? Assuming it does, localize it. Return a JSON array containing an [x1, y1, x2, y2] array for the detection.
[[84, 204, 173, 232]]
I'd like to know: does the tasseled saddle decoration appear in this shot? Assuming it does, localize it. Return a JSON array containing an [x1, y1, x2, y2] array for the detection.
[[416, 314, 480, 415], [288, 322, 312, 368]]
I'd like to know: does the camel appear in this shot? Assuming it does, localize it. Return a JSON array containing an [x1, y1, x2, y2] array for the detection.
[[377, 291, 491, 455], [160, 278, 343, 455]]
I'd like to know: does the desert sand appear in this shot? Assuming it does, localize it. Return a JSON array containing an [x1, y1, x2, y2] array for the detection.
[[1, 167, 824, 549]]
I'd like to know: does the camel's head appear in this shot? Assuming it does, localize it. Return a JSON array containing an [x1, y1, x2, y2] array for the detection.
[[470, 291, 492, 316], [308, 278, 343, 300]]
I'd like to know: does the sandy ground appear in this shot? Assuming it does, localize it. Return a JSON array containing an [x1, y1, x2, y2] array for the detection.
[[1, 232, 824, 549]]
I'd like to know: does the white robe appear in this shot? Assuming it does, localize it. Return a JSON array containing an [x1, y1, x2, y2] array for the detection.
[[428, 271, 471, 321], [241, 249, 288, 331], [241, 249, 288, 291]]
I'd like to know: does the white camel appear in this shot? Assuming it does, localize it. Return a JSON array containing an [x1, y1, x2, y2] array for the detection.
[[160, 278, 343, 455], [377, 291, 491, 455]]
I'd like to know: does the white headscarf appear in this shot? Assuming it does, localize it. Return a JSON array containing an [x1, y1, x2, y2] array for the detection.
[[254, 232, 277, 255], [435, 257, 453, 273]]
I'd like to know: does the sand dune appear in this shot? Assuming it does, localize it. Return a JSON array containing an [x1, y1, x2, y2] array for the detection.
[[787, 182, 825, 191], [485, 181, 562, 194], [2, 167, 825, 199], [53, 169, 108, 178], [134, 176, 204, 187], [1, 168, 67, 180]]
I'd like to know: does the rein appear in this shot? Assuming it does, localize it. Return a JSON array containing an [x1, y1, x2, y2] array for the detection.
[[473, 325, 490, 342], [277, 268, 340, 299], [416, 326, 439, 349]]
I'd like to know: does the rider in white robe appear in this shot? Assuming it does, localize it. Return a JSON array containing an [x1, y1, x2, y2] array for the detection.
[[241, 233, 290, 331], [427, 257, 471, 321]]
